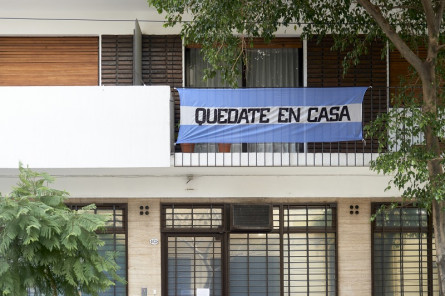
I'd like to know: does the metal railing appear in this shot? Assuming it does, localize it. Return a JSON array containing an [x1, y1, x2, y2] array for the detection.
[[174, 87, 392, 167]]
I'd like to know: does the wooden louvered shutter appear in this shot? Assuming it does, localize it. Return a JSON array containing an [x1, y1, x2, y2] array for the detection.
[[142, 35, 183, 127], [388, 47, 426, 104], [142, 35, 182, 86], [307, 36, 387, 153], [0, 37, 98, 86], [101, 35, 134, 85], [389, 47, 426, 87]]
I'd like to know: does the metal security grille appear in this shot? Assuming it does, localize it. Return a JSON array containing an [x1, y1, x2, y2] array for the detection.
[[162, 204, 337, 296], [282, 205, 336, 295], [70, 204, 128, 296], [229, 233, 281, 296], [372, 204, 438, 296]]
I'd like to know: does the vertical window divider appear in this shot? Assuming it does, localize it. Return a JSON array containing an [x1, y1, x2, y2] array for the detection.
[[212, 236, 215, 296], [381, 205, 386, 295], [247, 233, 250, 296], [306, 206, 310, 295], [428, 210, 433, 296], [266, 233, 269, 295], [210, 205, 213, 229], [325, 205, 329, 296], [192, 205, 195, 228], [175, 237, 178, 296], [419, 208, 424, 295], [223, 227, 229, 296], [279, 205, 284, 296], [400, 208, 405, 295], [172, 204, 175, 227], [193, 237, 196, 295]]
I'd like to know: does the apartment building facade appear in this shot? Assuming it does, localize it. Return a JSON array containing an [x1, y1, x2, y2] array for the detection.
[[0, 1, 438, 295]]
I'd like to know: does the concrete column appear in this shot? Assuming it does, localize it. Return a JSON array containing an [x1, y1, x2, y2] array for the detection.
[[128, 199, 162, 296], [337, 199, 372, 295]]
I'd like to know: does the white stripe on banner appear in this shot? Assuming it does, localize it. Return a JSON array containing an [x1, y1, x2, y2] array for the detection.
[[181, 104, 362, 125], [176, 87, 368, 143]]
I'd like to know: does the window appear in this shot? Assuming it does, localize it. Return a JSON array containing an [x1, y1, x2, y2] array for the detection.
[[70, 204, 128, 296], [162, 204, 336, 296], [184, 38, 304, 153], [372, 203, 438, 295], [27, 204, 128, 296], [185, 38, 303, 88]]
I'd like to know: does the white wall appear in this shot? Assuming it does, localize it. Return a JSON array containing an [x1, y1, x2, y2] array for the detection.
[[0, 0, 302, 36], [0, 86, 172, 168]]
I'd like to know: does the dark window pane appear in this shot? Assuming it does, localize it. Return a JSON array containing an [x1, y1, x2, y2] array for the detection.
[[372, 204, 437, 295]]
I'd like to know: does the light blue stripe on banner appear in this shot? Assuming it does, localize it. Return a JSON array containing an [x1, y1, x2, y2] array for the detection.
[[177, 122, 363, 143], [177, 87, 368, 107]]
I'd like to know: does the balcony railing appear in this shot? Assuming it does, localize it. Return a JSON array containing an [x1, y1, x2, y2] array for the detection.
[[174, 87, 390, 167]]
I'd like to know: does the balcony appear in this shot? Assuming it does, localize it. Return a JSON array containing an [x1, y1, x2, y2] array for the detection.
[[0, 86, 172, 169], [174, 87, 389, 167], [0, 86, 413, 169]]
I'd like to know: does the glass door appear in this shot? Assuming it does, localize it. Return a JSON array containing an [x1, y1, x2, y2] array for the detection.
[[167, 235, 223, 296]]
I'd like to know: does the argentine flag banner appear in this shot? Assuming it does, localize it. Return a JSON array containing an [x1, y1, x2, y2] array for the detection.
[[177, 87, 368, 144]]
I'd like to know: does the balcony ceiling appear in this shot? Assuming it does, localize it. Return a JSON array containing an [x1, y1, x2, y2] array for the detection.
[[0, 0, 297, 36], [2, 0, 154, 13], [0, 0, 176, 34]]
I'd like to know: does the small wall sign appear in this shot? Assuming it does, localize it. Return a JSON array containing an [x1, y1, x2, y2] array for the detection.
[[149, 238, 159, 245]]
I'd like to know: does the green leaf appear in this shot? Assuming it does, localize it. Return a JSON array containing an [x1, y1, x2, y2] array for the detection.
[[0, 165, 125, 295]]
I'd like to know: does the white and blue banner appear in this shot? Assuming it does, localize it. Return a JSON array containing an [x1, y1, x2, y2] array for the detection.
[[177, 87, 368, 143]]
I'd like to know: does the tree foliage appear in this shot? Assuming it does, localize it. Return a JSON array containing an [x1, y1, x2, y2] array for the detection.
[[367, 84, 445, 211], [149, 0, 443, 87], [0, 165, 124, 296]]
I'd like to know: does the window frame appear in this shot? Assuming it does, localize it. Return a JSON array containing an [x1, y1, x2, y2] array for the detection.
[[185, 37, 304, 88], [161, 203, 338, 296], [371, 203, 436, 296]]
